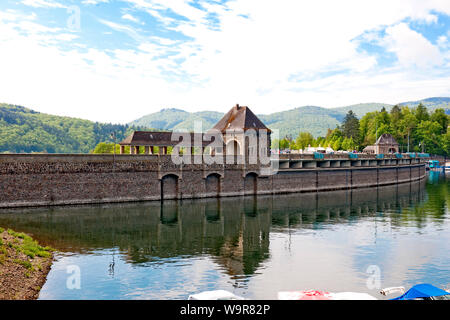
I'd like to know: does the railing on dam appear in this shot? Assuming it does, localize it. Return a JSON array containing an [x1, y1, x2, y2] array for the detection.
[[277, 152, 429, 160], [275, 153, 429, 170]]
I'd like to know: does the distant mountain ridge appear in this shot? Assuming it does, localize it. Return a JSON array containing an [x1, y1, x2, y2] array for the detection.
[[130, 97, 450, 138], [399, 97, 450, 109], [1, 97, 448, 154]]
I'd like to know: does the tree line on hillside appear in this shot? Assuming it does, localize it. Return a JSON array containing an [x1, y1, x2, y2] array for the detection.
[[273, 103, 450, 155], [4, 102, 447, 156], [91, 143, 174, 155], [94, 104, 449, 156], [0, 103, 148, 153]]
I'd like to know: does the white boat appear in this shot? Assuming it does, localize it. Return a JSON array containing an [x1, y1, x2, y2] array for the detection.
[[188, 283, 450, 300], [277, 290, 377, 300], [188, 290, 246, 300]]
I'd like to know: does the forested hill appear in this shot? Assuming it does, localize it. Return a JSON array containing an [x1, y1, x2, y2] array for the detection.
[[1, 97, 449, 153], [129, 106, 348, 138], [130, 97, 450, 138], [130, 108, 224, 132], [334, 97, 450, 117], [0, 103, 149, 153], [258, 106, 347, 138]]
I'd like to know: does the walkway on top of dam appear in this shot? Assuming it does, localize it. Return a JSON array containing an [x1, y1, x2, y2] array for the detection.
[[275, 152, 429, 170]]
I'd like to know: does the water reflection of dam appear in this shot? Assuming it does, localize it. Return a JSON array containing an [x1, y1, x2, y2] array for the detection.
[[0, 180, 427, 277]]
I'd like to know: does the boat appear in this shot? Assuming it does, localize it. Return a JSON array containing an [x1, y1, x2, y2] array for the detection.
[[381, 283, 450, 300], [277, 290, 377, 300], [188, 290, 246, 300], [188, 284, 450, 300], [187, 289, 378, 300], [427, 160, 440, 171]]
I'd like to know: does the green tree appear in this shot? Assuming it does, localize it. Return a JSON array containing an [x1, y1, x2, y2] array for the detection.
[[359, 111, 376, 147], [92, 142, 121, 154], [295, 132, 314, 150], [279, 138, 291, 149], [315, 137, 326, 147], [0, 103, 149, 154], [390, 104, 402, 122], [325, 127, 342, 141], [271, 139, 280, 150], [414, 103, 430, 123], [439, 129, 450, 156], [341, 110, 360, 144], [398, 108, 417, 152], [359, 111, 391, 147], [430, 109, 449, 134], [389, 104, 403, 143], [331, 137, 343, 151], [323, 127, 343, 150], [378, 107, 391, 130], [341, 137, 356, 151], [415, 121, 442, 154]]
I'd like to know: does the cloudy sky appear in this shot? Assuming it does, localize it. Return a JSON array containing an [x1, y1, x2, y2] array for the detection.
[[0, 0, 449, 123]]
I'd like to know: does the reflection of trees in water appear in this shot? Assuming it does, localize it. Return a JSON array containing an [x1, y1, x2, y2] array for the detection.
[[0, 178, 443, 278], [398, 173, 448, 229], [269, 180, 429, 230]]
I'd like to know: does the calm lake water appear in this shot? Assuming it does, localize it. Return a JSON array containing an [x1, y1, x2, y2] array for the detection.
[[0, 171, 448, 300]]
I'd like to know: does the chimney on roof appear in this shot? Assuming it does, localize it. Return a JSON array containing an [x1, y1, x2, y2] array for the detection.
[[235, 104, 240, 109]]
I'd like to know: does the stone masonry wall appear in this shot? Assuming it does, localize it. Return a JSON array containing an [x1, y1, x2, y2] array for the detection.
[[0, 154, 426, 208]]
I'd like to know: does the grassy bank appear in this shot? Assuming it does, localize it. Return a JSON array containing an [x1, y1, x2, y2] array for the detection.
[[0, 227, 54, 300]]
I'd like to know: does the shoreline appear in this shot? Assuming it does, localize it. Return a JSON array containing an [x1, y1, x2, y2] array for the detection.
[[0, 228, 54, 300]]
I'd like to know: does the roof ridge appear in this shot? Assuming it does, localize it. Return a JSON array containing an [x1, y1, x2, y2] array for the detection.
[[212, 104, 269, 132]]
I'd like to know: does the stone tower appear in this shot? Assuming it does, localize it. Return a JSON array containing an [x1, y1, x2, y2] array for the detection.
[[210, 104, 271, 160]]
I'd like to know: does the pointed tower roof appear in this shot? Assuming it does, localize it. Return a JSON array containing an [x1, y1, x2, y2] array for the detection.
[[375, 133, 398, 146], [211, 104, 271, 133]]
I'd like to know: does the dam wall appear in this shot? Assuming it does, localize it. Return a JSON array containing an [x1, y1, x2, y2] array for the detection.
[[0, 153, 427, 208]]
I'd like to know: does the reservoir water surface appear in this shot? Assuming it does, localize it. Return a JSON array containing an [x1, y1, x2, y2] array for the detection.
[[0, 171, 448, 300]]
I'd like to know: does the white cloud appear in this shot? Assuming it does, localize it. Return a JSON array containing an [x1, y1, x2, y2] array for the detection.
[[437, 35, 448, 48], [149, 0, 449, 110], [122, 0, 177, 26], [384, 22, 443, 68], [422, 13, 438, 24], [21, 0, 65, 8], [81, 0, 109, 5], [98, 19, 144, 42], [121, 13, 142, 24], [0, 11, 177, 123]]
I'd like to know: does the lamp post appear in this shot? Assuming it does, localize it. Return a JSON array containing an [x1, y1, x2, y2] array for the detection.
[[110, 132, 116, 172], [407, 130, 410, 153], [110, 132, 117, 197], [375, 119, 378, 142]]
